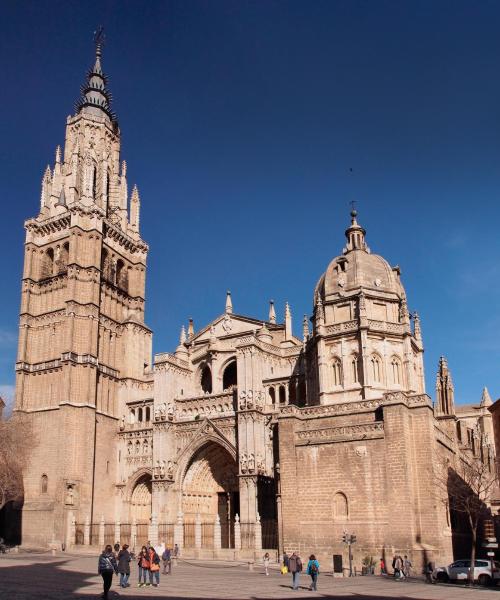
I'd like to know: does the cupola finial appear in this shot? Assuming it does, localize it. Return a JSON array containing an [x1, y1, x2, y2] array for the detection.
[[344, 204, 367, 253]]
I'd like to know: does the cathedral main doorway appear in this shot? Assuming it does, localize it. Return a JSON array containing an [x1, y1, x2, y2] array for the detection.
[[182, 442, 238, 548], [130, 473, 152, 524]]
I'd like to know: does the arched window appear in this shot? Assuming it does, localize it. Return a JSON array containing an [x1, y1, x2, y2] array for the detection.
[[333, 492, 348, 519], [201, 365, 212, 394], [145, 407, 150, 422], [130, 408, 135, 424], [332, 357, 342, 387], [116, 259, 128, 292], [42, 248, 54, 278], [41, 474, 48, 494], [143, 439, 149, 454], [127, 441, 133, 455], [222, 360, 237, 390], [390, 356, 402, 385], [105, 170, 111, 202], [370, 354, 382, 383], [138, 407, 143, 422], [92, 165, 97, 199], [351, 355, 359, 384], [101, 249, 112, 282], [279, 385, 286, 404], [289, 379, 297, 405], [268, 387, 276, 405], [135, 440, 140, 454]]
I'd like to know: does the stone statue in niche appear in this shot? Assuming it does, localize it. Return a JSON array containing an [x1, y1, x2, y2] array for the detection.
[[65, 485, 74, 505], [167, 461, 174, 479], [240, 453, 248, 474], [167, 403, 175, 420], [154, 460, 161, 479], [119, 415, 125, 430], [248, 453, 255, 473]]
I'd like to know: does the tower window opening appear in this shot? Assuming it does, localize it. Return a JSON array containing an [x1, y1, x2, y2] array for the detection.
[[138, 407, 143, 422], [222, 360, 237, 390], [268, 387, 276, 405], [279, 385, 286, 404], [41, 474, 48, 494], [370, 355, 382, 383], [145, 406, 150, 422], [391, 356, 402, 385], [200, 365, 212, 394], [351, 355, 359, 384]]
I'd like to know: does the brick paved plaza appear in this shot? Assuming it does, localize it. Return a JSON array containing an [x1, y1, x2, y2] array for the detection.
[[0, 552, 497, 600]]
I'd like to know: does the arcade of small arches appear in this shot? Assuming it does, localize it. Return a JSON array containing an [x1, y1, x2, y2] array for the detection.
[[327, 353, 404, 389], [40, 242, 70, 279], [101, 248, 129, 292]]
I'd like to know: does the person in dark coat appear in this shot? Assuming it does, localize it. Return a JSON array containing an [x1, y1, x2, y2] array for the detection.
[[288, 552, 302, 590], [117, 544, 131, 588], [98, 544, 118, 599]]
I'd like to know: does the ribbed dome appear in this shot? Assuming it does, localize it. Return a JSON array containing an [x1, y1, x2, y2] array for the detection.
[[315, 211, 405, 301]]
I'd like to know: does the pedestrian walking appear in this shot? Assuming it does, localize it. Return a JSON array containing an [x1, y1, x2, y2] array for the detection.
[[162, 546, 172, 574], [403, 555, 412, 579], [173, 543, 179, 558], [425, 561, 434, 584], [113, 542, 120, 556], [137, 545, 151, 587], [306, 554, 320, 591], [380, 557, 386, 575], [98, 544, 118, 599], [288, 551, 302, 590], [149, 546, 161, 587], [263, 552, 270, 576], [283, 552, 289, 571], [394, 555, 403, 580], [117, 544, 131, 588]]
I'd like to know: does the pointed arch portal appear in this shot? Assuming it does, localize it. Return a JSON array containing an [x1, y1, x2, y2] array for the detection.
[[182, 441, 239, 548]]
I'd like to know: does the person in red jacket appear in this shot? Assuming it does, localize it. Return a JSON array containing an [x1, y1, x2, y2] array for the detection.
[[137, 546, 150, 587]]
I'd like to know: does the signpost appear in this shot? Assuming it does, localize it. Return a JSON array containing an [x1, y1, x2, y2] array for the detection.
[[342, 531, 357, 577]]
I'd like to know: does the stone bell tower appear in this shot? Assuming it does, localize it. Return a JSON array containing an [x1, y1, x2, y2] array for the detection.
[[15, 35, 152, 546]]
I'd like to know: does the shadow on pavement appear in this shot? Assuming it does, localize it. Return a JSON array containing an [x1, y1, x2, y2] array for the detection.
[[0, 557, 454, 600]]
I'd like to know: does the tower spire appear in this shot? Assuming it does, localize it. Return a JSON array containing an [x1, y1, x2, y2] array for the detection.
[[436, 356, 455, 416], [268, 300, 276, 324], [75, 29, 116, 124], [285, 302, 292, 340], [225, 291, 233, 314]]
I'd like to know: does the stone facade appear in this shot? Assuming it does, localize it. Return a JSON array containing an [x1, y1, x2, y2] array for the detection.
[[13, 40, 496, 569]]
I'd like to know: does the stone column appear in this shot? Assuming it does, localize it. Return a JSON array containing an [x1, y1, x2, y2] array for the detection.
[[149, 513, 158, 547], [84, 516, 90, 546], [234, 514, 241, 552], [174, 511, 184, 550], [114, 520, 121, 545], [194, 513, 202, 549], [213, 514, 221, 551], [254, 513, 262, 553], [131, 520, 137, 551], [98, 516, 105, 547], [68, 513, 76, 548]]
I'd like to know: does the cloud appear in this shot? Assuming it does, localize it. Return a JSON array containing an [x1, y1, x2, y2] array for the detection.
[[0, 384, 15, 418]]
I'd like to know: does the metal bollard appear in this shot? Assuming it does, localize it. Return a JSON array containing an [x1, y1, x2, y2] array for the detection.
[[248, 560, 254, 571]]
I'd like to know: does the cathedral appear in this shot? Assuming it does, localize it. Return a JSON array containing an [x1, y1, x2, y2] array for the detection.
[[13, 40, 495, 569]]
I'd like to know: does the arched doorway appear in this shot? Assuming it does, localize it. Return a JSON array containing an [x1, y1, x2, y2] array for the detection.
[[182, 442, 238, 548], [130, 473, 152, 523]]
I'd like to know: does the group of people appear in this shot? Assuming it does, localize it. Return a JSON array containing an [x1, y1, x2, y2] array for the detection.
[[282, 551, 320, 591], [391, 554, 413, 580], [97, 541, 179, 598]]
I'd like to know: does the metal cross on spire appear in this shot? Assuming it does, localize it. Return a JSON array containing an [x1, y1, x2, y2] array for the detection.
[[93, 26, 105, 53]]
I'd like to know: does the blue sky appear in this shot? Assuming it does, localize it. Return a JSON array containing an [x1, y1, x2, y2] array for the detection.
[[0, 0, 499, 411]]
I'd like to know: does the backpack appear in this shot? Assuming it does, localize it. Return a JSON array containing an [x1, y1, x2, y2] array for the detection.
[[311, 561, 318, 573]]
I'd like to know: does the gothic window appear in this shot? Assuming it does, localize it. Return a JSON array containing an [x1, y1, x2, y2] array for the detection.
[[92, 165, 97, 198], [333, 492, 348, 520], [370, 354, 382, 383], [390, 356, 402, 385], [130, 408, 135, 424], [279, 385, 286, 404], [222, 360, 237, 390], [101, 249, 112, 282], [456, 421, 462, 443], [145, 407, 150, 422], [138, 407, 143, 422], [41, 248, 54, 278], [332, 357, 342, 387], [143, 439, 149, 454], [350, 355, 359, 384], [41, 474, 48, 494], [105, 169, 111, 202], [116, 259, 128, 292], [135, 440, 140, 454], [268, 387, 276, 405], [201, 365, 212, 394]]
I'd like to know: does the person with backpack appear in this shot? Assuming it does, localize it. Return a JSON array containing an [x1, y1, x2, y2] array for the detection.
[[307, 554, 320, 591], [149, 546, 161, 587], [288, 552, 303, 590], [162, 546, 172, 574], [137, 545, 151, 587], [117, 544, 131, 588], [97, 544, 118, 599]]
